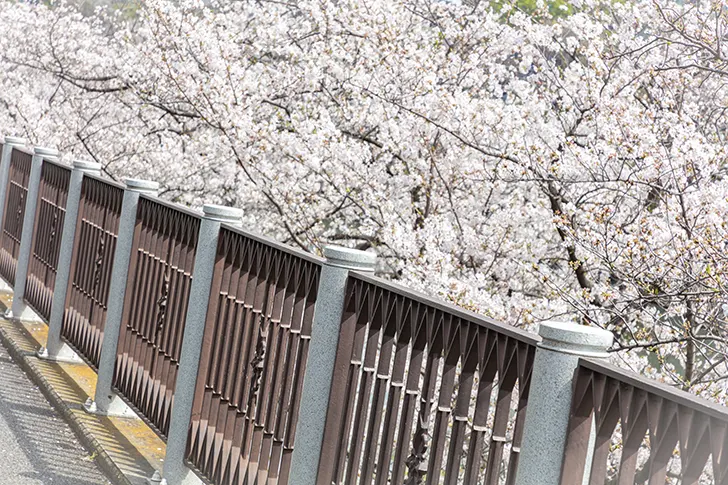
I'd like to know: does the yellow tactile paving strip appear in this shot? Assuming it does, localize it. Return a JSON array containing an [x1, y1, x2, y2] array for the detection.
[[0, 291, 166, 485]]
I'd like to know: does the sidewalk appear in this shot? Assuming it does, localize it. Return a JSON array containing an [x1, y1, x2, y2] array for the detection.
[[0, 291, 167, 485], [0, 343, 109, 485]]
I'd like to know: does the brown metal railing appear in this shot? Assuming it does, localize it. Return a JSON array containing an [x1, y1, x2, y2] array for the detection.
[[113, 195, 200, 437], [62, 175, 124, 368], [185, 225, 322, 485], [24, 159, 71, 321], [0, 147, 33, 286], [560, 358, 728, 484], [317, 273, 539, 485]]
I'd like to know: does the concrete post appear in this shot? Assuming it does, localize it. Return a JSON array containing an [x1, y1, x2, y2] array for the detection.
[[0, 136, 27, 292], [161, 205, 243, 485], [6, 146, 60, 321], [38, 160, 102, 363], [514, 321, 613, 485], [84, 178, 159, 418], [289, 245, 376, 485]]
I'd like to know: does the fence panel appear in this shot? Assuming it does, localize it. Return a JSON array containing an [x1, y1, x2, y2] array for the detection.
[[61, 175, 124, 368], [24, 160, 71, 321], [185, 226, 322, 485], [560, 358, 728, 485], [0, 147, 33, 286], [317, 273, 539, 485], [113, 196, 200, 437]]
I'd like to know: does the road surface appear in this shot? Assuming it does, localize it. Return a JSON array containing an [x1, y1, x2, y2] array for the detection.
[[0, 344, 110, 485]]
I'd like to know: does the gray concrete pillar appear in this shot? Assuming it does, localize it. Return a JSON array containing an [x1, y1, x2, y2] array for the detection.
[[515, 321, 613, 485], [38, 160, 102, 363], [0, 136, 27, 292], [7, 146, 60, 321], [161, 204, 243, 485], [289, 245, 376, 485], [84, 178, 158, 418]]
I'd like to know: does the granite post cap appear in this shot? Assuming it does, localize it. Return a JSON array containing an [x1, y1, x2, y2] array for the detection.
[[538, 321, 613, 358], [3, 136, 26, 146], [202, 204, 244, 224], [323, 245, 376, 272], [72, 160, 102, 174], [33, 146, 60, 159], [124, 178, 159, 194]]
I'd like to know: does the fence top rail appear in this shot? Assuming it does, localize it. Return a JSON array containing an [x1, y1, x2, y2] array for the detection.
[[351, 271, 541, 346], [83, 172, 126, 191], [139, 192, 202, 220], [220, 222, 324, 267], [580, 357, 728, 421], [42, 158, 71, 172], [12, 146, 33, 157]]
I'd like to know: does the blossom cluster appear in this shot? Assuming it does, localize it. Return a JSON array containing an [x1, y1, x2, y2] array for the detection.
[[0, 0, 727, 409]]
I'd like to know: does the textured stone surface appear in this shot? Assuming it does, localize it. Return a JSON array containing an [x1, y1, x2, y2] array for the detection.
[[201, 203, 244, 222], [538, 321, 614, 357], [162, 209, 242, 485], [33, 146, 59, 158], [0, 344, 110, 485], [72, 160, 102, 173], [0, 292, 166, 485], [92, 180, 158, 413], [2, 136, 26, 146], [43, 162, 101, 359], [124, 178, 159, 193], [289, 245, 376, 485], [9, 149, 48, 320], [323, 244, 377, 270], [515, 321, 613, 485]]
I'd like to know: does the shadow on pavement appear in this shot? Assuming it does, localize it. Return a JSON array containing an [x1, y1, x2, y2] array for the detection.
[[0, 349, 109, 484]]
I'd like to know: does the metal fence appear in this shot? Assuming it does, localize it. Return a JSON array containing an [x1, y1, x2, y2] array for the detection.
[[113, 195, 200, 436], [62, 175, 124, 368], [24, 160, 71, 321], [317, 273, 539, 485], [560, 358, 728, 485], [0, 147, 32, 285], [2, 136, 728, 485], [185, 225, 322, 485]]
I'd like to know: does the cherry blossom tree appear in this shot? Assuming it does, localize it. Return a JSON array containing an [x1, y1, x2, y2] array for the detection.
[[0, 0, 727, 405]]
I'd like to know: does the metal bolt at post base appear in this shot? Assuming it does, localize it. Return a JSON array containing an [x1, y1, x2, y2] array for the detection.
[[38, 160, 102, 363], [514, 321, 613, 485], [147, 471, 163, 484], [0, 136, 27, 292], [160, 204, 243, 485], [6, 146, 60, 322], [289, 245, 377, 485], [84, 178, 159, 419]]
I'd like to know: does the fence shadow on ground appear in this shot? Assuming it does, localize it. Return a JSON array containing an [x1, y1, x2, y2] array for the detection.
[[0, 350, 107, 485]]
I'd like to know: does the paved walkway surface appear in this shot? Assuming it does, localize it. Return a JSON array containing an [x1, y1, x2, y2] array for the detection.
[[0, 344, 110, 485]]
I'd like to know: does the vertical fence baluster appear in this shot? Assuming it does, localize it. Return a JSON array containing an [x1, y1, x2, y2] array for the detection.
[[6, 146, 59, 321], [38, 160, 101, 362], [85, 178, 159, 417]]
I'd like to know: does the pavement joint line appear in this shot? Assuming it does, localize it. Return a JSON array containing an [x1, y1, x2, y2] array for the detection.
[[0, 317, 132, 485]]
